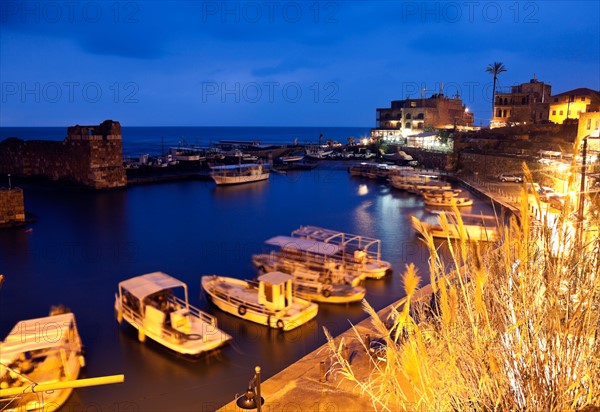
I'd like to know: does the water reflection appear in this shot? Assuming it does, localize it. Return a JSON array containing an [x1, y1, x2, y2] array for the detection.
[[211, 179, 270, 199]]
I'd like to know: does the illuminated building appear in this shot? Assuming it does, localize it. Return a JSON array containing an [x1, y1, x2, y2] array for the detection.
[[491, 76, 552, 128], [371, 93, 474, 142], [549, 88, 600, 125]]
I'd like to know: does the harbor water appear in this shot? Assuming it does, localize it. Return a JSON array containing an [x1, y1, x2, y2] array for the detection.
[[0, 127, 496, 410]]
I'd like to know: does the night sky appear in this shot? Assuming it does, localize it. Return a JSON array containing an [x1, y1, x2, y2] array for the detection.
[[1, 1, 599, 127]]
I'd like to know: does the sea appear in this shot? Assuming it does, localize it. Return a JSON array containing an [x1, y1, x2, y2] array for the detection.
[[0, 126, 495, 411]]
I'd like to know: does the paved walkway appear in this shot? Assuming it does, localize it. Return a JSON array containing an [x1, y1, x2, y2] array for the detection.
[[218, 284, 434, 412]]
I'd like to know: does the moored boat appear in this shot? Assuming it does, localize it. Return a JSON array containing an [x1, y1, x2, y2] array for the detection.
[[115, 272, 231, 356], [423, 192, 473, 208], [412, 216, 499, 242], [280, 155, 305, 163], [210, 163, 270, 185], [291, 267, 366, 303], [201, 272, 318, 331], [290, 225, 392, 279], [252, 236, 364, 286], [0, 312, 85, 411]]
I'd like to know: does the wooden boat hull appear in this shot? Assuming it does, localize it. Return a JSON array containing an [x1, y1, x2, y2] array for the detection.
[[421, 222, 498, 242], [114, 298, 231, 356], [201, 276, 318, 331], [211, 172, 270, 185], [294, 284, 366, 304], [423, 198, 473, 207]]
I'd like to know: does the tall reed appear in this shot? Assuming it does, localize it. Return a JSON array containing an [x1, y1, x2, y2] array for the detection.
[[326, 166, 599, 411]]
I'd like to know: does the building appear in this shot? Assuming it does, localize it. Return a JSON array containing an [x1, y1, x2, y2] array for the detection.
[[549, 88, 600, 125], [0, 120, 127, 189], [491, 76, 552, 128], [371, 93, 474, 142]]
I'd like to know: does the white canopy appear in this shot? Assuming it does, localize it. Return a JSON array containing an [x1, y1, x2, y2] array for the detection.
[[118, 272, 186, 300], [258, 271, 293, 285], [1, 313, 77, 365], [264, 236, 340, 256]]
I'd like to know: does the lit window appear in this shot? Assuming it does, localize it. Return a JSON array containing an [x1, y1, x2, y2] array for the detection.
[[559, 110, 563, 116], [552, 110, 556, 115]]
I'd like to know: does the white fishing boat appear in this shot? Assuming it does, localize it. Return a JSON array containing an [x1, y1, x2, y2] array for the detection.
[[280, 155, 305, 163], [253, 236, 364, 286], [115, 272, 231, 356], [201, 272, 318, 331], [210, 163, 270, 185], [305, 145, 333, 159], [412, 215, 499, 242], [0, 312, 85, 411], [423, 192, 473, 208], [291, 268, 366, 303], [291, 225, 392, 279]]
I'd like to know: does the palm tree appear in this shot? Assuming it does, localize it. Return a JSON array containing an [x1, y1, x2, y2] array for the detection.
[[485, 62, 507, 118]]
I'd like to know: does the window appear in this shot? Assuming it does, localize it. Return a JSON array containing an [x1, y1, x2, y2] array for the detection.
[[552, 110, 556, 116], [264, 284, 273, 303], [405, 113, 412, 119], [587, 119, 592, 130], [503, 110, 507, 117], [417, 122, 424, 129], [405, 122, 411, 129], [503, 98, 508, 105], [497, 109, 502, 117], [522, 97, 526, 104], [559, 110, 563, 116], [581, 97, 586, 101], [416, 113, 424, 119]]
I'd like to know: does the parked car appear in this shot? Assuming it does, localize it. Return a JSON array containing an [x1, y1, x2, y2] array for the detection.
[[498, 173, 523, 183]]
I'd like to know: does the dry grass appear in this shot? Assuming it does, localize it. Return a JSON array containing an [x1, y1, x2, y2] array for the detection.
[[325, 163, 600, 411]]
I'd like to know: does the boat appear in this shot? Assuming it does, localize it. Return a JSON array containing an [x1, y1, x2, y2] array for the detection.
[[201, 272, 318, 331], [305, 145, 333, 159], [209, 163, 270, 185], [0, 311, 85, 411], [412, 215, 499, 242], [114, 272, 232, 356], [423, 192, 473, 208], [253, 236, 363, 286], [291, 225, 392, 279], [290, 267, 366, 303], [280, 155, 305, 163]]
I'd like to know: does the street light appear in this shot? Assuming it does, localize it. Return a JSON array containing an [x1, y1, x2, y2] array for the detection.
[[236, 366, 264, 411]]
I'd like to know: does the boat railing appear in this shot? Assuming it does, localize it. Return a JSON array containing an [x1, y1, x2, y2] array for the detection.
[[168, 295, 218, 327]]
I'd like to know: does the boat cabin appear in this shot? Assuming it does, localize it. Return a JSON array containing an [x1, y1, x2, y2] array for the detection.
[[257, 271, 293, 311], [117, 272, 192, 335]]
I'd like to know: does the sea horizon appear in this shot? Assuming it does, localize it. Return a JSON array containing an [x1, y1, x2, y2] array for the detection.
[[0, 125, 374, 157]]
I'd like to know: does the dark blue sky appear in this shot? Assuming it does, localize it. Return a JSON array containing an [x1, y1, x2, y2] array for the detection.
[[1, 1, 599, 126]]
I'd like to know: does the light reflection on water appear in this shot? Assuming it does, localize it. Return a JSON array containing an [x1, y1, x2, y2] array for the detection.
[[0, 169, 496, 410]]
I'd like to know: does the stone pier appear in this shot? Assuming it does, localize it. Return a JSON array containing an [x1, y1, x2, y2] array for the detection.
[[0, 187, 25, 228]]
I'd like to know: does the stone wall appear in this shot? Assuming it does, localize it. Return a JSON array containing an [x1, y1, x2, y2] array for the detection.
[[0, 120, 126, 189], [401, 148, 456, 171], [0, 188, 25, 227], [458, 152, 551, 185]]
